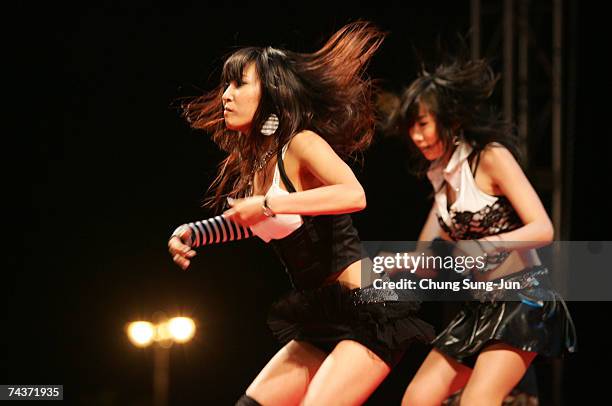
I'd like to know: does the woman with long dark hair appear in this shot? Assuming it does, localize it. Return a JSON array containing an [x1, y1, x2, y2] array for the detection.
[[168, 22, 433, 405], [393, 59, 576, 406]]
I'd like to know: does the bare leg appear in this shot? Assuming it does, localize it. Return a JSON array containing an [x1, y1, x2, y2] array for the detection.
[[301, 340, 391, 406], [401, 348, 473, 406], [459, 343, 537, 406], [245, 340, 327, 406]]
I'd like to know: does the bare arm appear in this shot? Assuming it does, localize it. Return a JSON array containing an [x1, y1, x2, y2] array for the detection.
[[167, 216, 253, 270], [224, 131, 366, 225], [417, 202, 451, 244], [478, 145, 554, 251], [264, 131, 366, 215]]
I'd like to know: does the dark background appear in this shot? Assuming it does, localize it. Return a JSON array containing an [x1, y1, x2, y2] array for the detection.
[[8, 1, 609, 405]]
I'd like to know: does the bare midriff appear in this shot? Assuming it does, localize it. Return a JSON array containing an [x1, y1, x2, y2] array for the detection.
[[323, 259, 364, 290], [473, 249, 541, 282]]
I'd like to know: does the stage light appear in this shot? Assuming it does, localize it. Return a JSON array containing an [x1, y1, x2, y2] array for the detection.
[[126, 315, 197, 406], [167, 317, 196, 343], [127, 321, 155, 347]]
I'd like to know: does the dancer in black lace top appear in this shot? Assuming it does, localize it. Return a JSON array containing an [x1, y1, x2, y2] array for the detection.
[[392, 58, 576, 406]]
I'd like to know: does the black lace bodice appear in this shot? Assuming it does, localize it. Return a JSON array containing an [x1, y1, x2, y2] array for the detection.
[[438, 195, 522, 241]]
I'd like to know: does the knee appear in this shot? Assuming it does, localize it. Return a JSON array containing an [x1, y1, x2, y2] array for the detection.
[[235, 393, 262, 406]]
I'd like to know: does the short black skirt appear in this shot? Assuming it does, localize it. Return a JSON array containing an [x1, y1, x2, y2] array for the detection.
[[433, 266, 577, 363], [267, 278, 435, 368]]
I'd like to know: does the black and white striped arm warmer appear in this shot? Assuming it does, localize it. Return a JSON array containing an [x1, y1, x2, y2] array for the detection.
[[171, 216, 253, 248]]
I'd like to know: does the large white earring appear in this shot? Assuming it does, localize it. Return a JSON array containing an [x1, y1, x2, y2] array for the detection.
[[261, 113, 279, 136]]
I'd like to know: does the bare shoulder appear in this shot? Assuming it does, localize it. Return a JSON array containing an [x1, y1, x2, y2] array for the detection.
[[289, 130, 328, 149], [479, 143, 520, 174], [287, 130, 334, 158]]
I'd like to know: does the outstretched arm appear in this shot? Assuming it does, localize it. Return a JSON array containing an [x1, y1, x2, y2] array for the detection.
[[168, 215, 253, 270]]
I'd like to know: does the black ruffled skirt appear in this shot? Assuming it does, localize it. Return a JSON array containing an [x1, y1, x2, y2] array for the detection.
[[267, 277, 435, 367], [433, 266, 577, 363]]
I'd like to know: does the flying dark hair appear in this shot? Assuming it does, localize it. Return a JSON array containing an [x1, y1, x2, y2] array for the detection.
[[182, 21, 385, 209], [394, 58, 522, 176]]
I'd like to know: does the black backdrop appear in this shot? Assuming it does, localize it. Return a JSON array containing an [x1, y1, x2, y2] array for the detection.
[[9, 1, 609, 404]]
